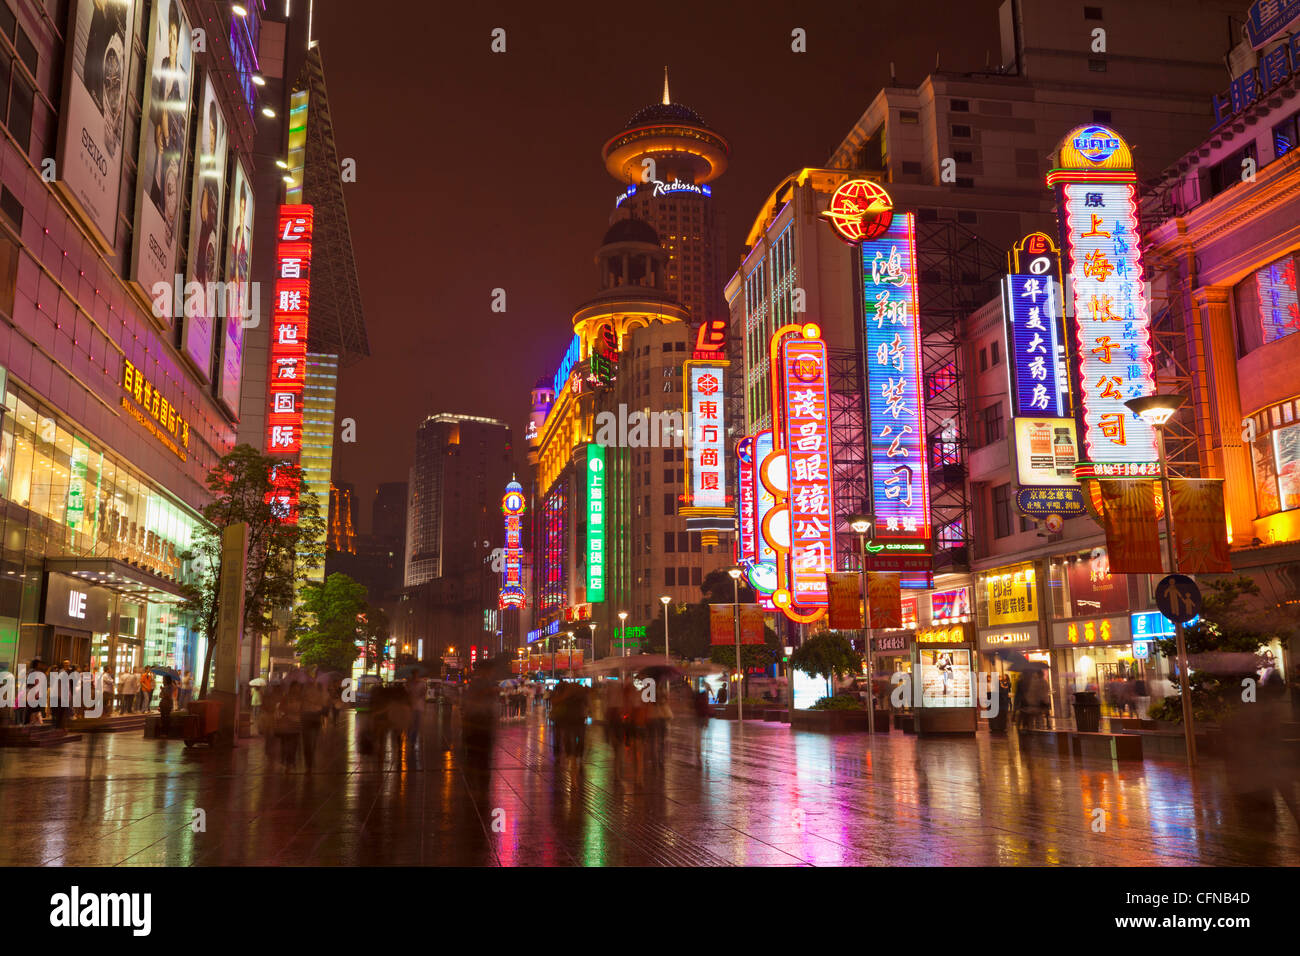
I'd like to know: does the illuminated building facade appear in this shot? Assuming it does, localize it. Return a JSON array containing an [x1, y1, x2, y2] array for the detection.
[[603, 72, 729, 326]]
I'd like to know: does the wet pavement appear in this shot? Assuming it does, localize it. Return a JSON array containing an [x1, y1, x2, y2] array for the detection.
[[1, 708, 1297, 866]]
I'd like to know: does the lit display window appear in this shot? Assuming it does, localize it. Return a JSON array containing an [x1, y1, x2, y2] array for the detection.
[[1256, 253, 1300, 345], [1246, 397, 1300, 517]]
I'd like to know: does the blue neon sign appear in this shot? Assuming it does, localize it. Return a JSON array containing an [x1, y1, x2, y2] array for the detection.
[[1003, 274, 1066, 417]]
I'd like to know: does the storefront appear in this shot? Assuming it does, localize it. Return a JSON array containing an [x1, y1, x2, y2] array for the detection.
[[1051, 615, 1159, 719], [978, 623, 1053, 721], [913, 622, 977, 734], [0, 383, 206, 678]]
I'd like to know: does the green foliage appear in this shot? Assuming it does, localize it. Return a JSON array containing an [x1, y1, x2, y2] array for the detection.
[[180, 445, 326, 695], [294, 573, 368, 673], [1152, 575, 1294, 723], [810, 695, 864, 711], [790, 631, 862, 683]]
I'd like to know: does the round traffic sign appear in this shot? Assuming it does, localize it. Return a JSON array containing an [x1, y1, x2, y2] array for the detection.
[[1154, 574, 1202, 624]]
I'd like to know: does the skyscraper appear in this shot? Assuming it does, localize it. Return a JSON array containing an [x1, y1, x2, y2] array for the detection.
[[404, 414, 514, 587], [603, 70, 729, 325]]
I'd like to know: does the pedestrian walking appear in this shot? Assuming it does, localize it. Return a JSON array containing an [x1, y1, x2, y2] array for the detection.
[[158, 675, 176, 737], [179, 671, 194, 709], [100, 667, 115, 717], [139, 669, 155, 712], [250, 679, 264, 732], [301, 682, 324, 772], [409, 676, 427, 747], [276, 683, 304, 771], [690, 687, 710, 766]]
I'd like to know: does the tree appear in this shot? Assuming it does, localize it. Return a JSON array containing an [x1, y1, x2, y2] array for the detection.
[[179, 444, 325, 697], [790, 631, 862, 700], [295, 573, 368, 673], [1151, 575, 1295, 722], [358, 606, 391, 673]]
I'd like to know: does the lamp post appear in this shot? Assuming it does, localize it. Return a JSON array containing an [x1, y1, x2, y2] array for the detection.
[[618, 611, 628, 658], [727, 567, 744, 722], [564, 630, 573, 679], [848, 512, 875, 737], [660, 595, 671, 661], [1125, 393, 1196, 767], [587, 621, 597, 666]]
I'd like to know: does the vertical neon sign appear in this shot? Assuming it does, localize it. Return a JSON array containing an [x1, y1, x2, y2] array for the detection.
[[586, 444, 605, 603], [860, 212, 930, 541], [499, 480, 526, 609], [736, 435, 756, 565], [781, 336, 835, 606], [1049, 125, 1158, 470], [265, 204, 312, 522]]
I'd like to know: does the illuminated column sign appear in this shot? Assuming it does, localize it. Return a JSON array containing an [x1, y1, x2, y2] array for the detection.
[[1048, 126, 1159, 473], [736, 435, 756, 565], [499, 480, 526, 609], [781, 335, 835, 606], [586, 444, 605, 603], [265, 204, 313, 522], [860, 212, 931, 541], [683, 320, 730, 513]]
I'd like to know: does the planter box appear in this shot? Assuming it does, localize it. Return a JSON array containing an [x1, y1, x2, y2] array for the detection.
[[790, 708, 870, 732], [762, 708, 786, 722]]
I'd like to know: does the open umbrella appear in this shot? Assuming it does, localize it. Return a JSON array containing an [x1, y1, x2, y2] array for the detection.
[[248, 677, 267, 688], [993, 649, 1048, 673], [148, 665, 180, 681], [636, 664, 683, 682]]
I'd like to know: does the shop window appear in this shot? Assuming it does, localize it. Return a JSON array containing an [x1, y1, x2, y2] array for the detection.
[[0, 38, 35, 153], [1237, 252, 1299, 353], [992, 483, 1014, 538], [983, 402, 1004, 444], [1247, 398, 1300, 517]]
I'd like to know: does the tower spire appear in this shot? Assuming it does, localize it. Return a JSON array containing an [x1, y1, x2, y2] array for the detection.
[[662, 66, 670, 105]]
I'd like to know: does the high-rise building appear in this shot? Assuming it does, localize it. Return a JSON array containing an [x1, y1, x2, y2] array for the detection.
[[327, 481, 357, 554], [404, 414, 513, 588], [372, 481, 408, 543], [603, 70, 729, 325]]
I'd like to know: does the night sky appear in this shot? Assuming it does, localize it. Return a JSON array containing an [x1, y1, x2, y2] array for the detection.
[[313, 1, 1003, 533]]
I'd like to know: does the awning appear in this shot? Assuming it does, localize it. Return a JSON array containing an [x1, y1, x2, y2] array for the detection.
[[43, 557, 187, 604]]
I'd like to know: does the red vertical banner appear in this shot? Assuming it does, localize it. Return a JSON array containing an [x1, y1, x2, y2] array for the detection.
[[740, 605, 766, 644], [710, 604, 766, 644], [826, 572, 863, 629], [1099, 479, 1164, 573], [265, 204, 313, 523], [867, 572, 902, 629], [1169, 478, 1232, 573], [709, 605, 733, 645]]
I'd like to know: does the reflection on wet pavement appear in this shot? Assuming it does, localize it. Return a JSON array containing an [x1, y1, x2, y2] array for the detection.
[[1, 709, 1296, 866]]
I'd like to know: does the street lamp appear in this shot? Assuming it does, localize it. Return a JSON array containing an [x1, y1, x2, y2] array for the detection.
[[848, 511, 876, 737], [618, 611, 628, 658], [587, 621, 597, 665], [564, 630, 574, 677], [727, 567, 744, 722], [660, 595, 672, 662], [1125, 392, 1196, 767]]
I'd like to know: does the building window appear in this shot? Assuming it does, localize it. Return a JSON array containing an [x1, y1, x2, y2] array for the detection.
[[664, 493, 675, 515], [677, 532, 689, 552], [0, 34, 37, 151], [953, 150, 973, 164], [1088, 58, 1107, 72], [990, 341, 1000, 366], [950, 99, 970, 112], [1206, 142, 1257, 199], [692, 535, 701, 553], [1273, 113, 1299, 160], [979, 348, 988, 372], [664, 531, 675, 553], [665, 568, 675, 586], [900, 110, 919, 124], [951, 124, 972, 139], [692, 566, 702, 585], [992, 484, 1014, 538], [1093, 109, 1112, 124], [663, 468, 673, 483], [983, 402, 1004, 444]]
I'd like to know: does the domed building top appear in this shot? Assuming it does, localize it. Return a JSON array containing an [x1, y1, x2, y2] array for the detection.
[[602, 68, 729, 186], [505, 478, 523, 495], [601, 217, 661, 247], [624, 101, 710, 131]]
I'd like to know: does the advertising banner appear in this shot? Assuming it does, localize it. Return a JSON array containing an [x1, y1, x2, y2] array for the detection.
[[826, 572, 862, 629], [131, 0, 194, 307], [1099, 479, 1164, 574], [1003, 273, 1067, 417], [181, 72, 229, 381], [1066, 548, 1129, 616], [686, 363, 727, 508], [867, 572, 901, 629], [220, 159, 255, 415], [985, 562, 1037, 626], [709, 604, 765, 644], [55, 0, 136, 250], [1169, 478, 1232, 574], [919, 648, 973, 707], [930, 587, 972, 623]]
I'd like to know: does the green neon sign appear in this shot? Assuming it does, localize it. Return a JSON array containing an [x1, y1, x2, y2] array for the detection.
[[587, 444, 605, 603]]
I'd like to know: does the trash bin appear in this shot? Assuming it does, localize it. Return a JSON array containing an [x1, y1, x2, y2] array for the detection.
[[1073, 691, 1101, 732]]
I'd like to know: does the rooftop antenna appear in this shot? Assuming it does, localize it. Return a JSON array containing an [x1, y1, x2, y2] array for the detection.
[[889, 61, 896, 84], [663, 66, 671, 105]]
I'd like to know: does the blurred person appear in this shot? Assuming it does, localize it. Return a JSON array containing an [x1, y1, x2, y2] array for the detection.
[[52, 661, 74, 729], [119, 669, 137, 714], [690, 687, 710, 767], [646, 679, 670, 769], [276, 683, 304, 771], [100, 667, 114, 717], [462, 673, 498, 773], [250, 678, 265, 732], [1223, 658, 1298, 826], [179, 671, 194, 709], [261, 684, 281, 762], [158, 675, 176, 737], [139, 668, 155, 712], [409, 675, 427, 747], [301, 681, 325, 772], [387, 682, 413, 754]]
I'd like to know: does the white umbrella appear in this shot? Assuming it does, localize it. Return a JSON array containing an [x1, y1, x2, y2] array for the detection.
[[248, 677, 267, 687]]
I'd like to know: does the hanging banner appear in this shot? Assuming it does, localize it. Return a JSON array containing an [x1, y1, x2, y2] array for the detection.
[[985, 562, 1038, 626], [867, 572, 902, 629], [1099, 479, 1164, 574], [181, 72, 229, 382], [826, 572, 862, 629], [1169, 478, 1232, 573], [709, 604, 766, 644]]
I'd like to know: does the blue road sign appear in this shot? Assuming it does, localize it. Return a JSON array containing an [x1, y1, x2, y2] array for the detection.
[[1154, 574, 1202, 625]]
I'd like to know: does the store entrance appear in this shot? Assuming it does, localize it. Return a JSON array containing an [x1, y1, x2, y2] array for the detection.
[[1098, 659, 1147, 717], [42, 629, 91, 669]]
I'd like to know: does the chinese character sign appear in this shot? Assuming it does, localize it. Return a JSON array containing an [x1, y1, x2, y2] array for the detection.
[[1257, 256, 1299, 345], [780, 337, 834, 605], [586, 445, 606, 604], [687, 364, 727, 508], [1003, 274, 1066, 417], [860, 213, 930, 540], [736, 436, 756, 565], [265, 204, 312, 523], [499, 481, 526, 609]]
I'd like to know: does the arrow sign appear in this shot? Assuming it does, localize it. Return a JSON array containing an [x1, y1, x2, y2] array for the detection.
[[1155, 574, 1202, 625]]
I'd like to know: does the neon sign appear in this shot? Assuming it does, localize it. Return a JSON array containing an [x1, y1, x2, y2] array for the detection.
[[736, 436, 756, 565], [820, 178, 894, 244], [540, 485, 567, 612], [1050, 127, 1157, 468], [1003, 273, 1066, 417], [265, 204, 312, 522], [499, 479, 526, 609], [614, 180, 713, 207], [861, 212, 930, 541], [779, 330, 834, 608], [586, 444, 606, 603], [552, 334, 581, 396], [685, 364, 727, 508], [1257, 256, 1299, 344]]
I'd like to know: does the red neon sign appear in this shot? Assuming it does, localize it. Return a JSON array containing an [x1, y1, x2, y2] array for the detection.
[[265, 204, 313, 522]]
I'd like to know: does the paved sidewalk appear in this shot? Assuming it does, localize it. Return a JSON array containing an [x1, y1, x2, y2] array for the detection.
[[0, 709, 1296, 866]]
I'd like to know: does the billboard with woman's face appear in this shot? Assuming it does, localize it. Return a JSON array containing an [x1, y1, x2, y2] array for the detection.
[[131, 0, 194, 312], [181, 73, 228, 382], [55, 0, 136, 250], [219, 158, 254, 416]]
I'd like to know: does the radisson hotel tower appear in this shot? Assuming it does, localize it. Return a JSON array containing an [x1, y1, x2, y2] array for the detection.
[[602, 70, 730, 326]]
